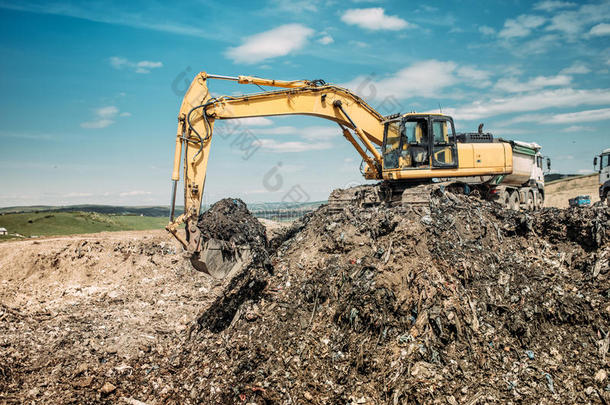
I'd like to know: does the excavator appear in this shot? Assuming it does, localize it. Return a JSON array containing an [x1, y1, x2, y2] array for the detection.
[[166, 71, 540, 278]]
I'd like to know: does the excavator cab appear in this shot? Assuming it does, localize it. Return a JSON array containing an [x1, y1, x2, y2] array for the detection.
[[382, 114, 457, 172]]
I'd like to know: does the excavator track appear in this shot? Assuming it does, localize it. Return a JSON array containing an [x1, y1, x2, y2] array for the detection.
[[328, 181, 452, 211]]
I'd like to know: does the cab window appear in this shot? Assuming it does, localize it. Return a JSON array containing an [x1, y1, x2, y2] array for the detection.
[[383, 121, 401, 169], [404, 120, 428, 145], [431, 120, 457, 167], [432, 120, 452, 143]]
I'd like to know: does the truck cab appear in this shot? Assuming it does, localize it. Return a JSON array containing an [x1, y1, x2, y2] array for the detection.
[[594, 148, 610, 204]]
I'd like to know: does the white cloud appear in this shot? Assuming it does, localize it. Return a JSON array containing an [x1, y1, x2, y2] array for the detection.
[[545, 2, 610, 39], [560, 62, 591, 74], [271, 0, 320, 13], [544, 107, 610, 123], [498, 108, 610, 126], [258, 139, 332, 153], [533, 1, 576, 12], [494, 74, 572, 93], [589, 23, 610, 37], [119, 190, 152, 197], [109, 56, 163, 74], [478, 25, 496, 36], [80, 119, 114, 129], [561, 125, 594, 132], [64, 192, 93, 198], [318, 35, 334, 45], [81, 105, 129, 129], [246, 124, 340, 153], [456, 66, 492, 88], [515, 34, 559, 55], [225, 24, 314, 64], [96, 106, 119, 118], [499, 14, 546, 39], [135, 60, 162, 73], [447, 88, 610, 120], [343, 60, 490, 101], [341, 8, 411, 31], [349, 40, 369, 48]]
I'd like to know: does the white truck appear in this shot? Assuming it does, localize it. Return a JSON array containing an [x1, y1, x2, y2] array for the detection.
[[491, 140, 550, 210], [456, 132, 550, 210], [594, 148, 610, 205]]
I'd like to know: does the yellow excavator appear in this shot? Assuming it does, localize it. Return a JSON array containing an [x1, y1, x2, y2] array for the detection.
[[166, 71, 537, 277]]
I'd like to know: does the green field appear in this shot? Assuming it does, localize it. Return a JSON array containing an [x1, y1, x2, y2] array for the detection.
[[0, 211, 168, 240]]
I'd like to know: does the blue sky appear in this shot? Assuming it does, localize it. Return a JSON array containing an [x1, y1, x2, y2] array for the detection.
[[0, 0, 609, 207]]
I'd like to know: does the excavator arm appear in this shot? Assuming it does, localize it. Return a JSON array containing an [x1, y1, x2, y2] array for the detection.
[[166, 71, 390, 271]]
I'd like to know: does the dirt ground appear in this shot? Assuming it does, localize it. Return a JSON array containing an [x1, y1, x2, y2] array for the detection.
[[545, 174, 600, 208], [0, 230, 215, 404], [0, 193, 609, 404]]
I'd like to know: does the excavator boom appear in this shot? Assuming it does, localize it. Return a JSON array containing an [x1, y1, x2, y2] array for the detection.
[[166, 71, 390, 276]]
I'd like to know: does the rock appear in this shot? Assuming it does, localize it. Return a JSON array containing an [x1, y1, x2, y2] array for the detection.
[[74, 363, 88, 376], [410, 361, 435, 379], [121, 397, 150, 405], [73, 376, 94, 388], [100, 382, 116, 395], [304, 391, 313, 401], [595, 369, 608, 383]]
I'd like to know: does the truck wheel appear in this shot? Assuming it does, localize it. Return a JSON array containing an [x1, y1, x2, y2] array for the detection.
[[499, 191, 510, 208], [509, 191, 520, 211], [536, 193, 545, 210], [526, 191, 535, 211]]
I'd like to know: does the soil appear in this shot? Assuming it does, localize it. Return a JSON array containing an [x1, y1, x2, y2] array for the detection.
[[1, 193, 609, 404]]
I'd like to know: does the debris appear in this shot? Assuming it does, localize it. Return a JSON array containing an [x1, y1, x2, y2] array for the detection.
[[543, 373, 555, 394], [100, 382, 116, 395], [121, 397, 150, 405], [0, 190, 608, 404]]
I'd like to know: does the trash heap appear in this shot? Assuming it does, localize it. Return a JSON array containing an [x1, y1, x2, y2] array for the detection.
[[128, 194, 608, 403]]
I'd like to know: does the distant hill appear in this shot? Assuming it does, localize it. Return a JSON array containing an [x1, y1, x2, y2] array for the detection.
[[544, 173, 588, 183], [0, 200, 326, 219], [0, 211, 168, 239], [0, 204, 177, 217]]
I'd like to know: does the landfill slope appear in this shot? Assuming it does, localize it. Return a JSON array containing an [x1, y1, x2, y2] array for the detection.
[[1, 195, 609, 404], [166, 194, 608, 404]]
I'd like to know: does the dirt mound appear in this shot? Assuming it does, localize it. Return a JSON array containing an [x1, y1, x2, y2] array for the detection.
[[1, 194, 609, 404]]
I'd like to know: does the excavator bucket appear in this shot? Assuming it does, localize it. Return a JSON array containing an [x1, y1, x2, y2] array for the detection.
[[187, 198, 267, 279], [190, 239, 252, 279]]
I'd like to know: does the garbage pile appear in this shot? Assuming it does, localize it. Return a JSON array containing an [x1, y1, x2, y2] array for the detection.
[[4, 194, 607, 404], [116, 192, 609, 404]]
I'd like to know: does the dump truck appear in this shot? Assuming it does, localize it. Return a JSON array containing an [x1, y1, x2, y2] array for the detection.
[[452, 131, 550, 210], [165, 71, 550, 277], [594, 148, 610, 204]]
